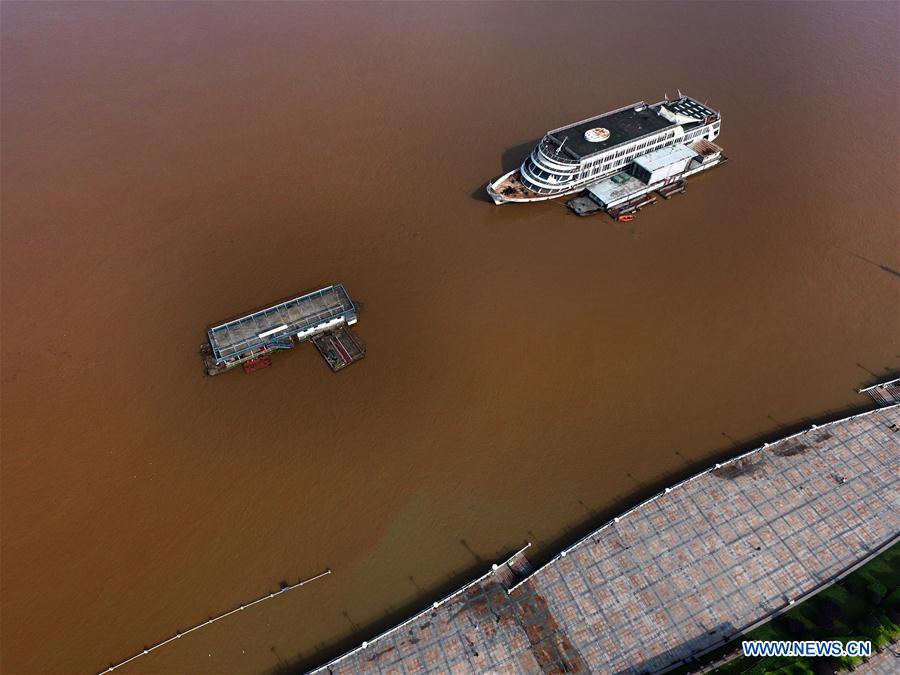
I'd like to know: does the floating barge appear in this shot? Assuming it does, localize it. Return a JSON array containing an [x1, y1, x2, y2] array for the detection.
[[200, 284, 365, 376], [567, 138, 727, 220], [312, 326, 366, 372]]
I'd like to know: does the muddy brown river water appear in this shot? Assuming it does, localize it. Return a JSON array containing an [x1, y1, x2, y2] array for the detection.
[[1, 2, 897, 673]]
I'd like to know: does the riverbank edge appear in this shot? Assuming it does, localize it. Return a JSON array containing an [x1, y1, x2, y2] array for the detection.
[[294, 393, 898, 674]]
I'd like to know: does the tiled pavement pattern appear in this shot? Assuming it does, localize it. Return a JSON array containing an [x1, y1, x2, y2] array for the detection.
[[854, 643, 900, 673], [312, 406, 899, 674]]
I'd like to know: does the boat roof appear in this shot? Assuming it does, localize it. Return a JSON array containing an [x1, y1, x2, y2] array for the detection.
[[586, 172, 650, 207], [633, 143, 698, 172], [546, 96, 718, 160], [547, 103, 674, 159], [207, 284, 355, 363]]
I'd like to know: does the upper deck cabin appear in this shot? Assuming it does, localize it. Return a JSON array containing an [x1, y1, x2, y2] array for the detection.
[[543, 97, 719, 162], [665, 96, 719, 126], [207, 284, 357, 366]]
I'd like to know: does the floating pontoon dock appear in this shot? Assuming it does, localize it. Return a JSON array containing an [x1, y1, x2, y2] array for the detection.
[[313, 326, 366, 372], [566, 139, 727, 220], [200, 284, 364, 375]]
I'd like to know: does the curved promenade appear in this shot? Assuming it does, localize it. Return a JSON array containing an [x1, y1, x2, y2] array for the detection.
[[312, 404, 899, 674]]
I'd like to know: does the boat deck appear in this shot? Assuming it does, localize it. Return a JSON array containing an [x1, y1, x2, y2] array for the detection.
[[689, 138, 724, 159], [312, 327, 366, 372], [657, 180, 687, 199], [566, 196, 604, 216], [489, 170, 540, 201]]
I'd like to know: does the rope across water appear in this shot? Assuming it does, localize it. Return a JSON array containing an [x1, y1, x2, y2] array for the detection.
[[99, 568, 332, 674]]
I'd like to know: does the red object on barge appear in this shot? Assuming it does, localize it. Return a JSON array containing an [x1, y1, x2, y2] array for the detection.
[[242, 355, 272, 373]]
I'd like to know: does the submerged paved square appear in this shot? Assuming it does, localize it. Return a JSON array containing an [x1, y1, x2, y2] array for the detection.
[[313, 406, 899, 674]]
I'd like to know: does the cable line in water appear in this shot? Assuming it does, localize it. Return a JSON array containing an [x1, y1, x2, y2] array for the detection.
[[99, 568, 332, 674]]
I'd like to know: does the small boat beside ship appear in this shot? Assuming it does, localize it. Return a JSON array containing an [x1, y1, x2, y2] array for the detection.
[[486, 93, 726, 218]]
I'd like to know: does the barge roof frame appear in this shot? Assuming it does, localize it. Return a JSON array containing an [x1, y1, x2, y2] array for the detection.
[[207, 284, 356, 364]]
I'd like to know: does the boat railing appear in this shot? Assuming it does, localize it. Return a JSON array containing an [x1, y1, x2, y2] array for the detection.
[[538, 137, 578, 164]]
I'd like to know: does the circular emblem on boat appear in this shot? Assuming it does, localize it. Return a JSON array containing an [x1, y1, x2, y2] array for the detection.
[[584, 127, 610, 142]]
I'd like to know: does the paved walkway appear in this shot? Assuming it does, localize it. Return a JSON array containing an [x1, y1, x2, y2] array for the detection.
[[854, 642, 900, 673], [312, 405, 899, 674]]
